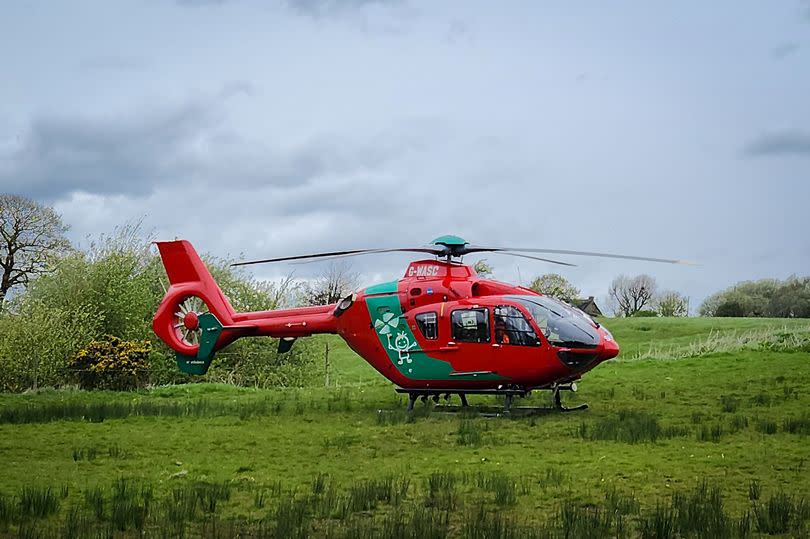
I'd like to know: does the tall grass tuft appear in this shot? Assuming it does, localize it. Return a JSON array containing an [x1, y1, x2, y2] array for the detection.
[[165, 484, 198, 524], [311, 473, 328, 495], [696, 423, 724, 442], [538, 467, 566, 489], [0, 396, 291, 425], [382, 506, 450, 539], [194, 481, 231, 513], [273, 497, 310, 539], [0, 493, 12, 531], [475, 472, 518, 506], [579, 410, 686, 443], [462, 504, 516, 539], [751, 490, 810, 534], [558, 504, 616, 539], [109, 478, 151, 532], [720, 395, 739, 413], [424, 472, 457, 510], [18, 485, 59, 518], [604, 486, 640, 516], [84, 486, 105, 520], [628, 325, 810, 361], [783, 414, 810, 435], [62, 506, 93, 539], [756, 419, 778, 435], [638, 502, 675, 539], [671, 481, 728, 538], [457, 418, 484, 446], [749, 480, 761, 501], [345, 476, 406, 513], [729, 414, 749, 433]]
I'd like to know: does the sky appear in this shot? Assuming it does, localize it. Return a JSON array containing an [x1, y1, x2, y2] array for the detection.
[[1, 0, 809, 312]]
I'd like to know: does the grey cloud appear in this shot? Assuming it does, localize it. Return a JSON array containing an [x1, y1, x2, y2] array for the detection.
[[743, 129, 810, 157], [772, 42, 800, 59], [0, 93, 425, 201], [0, 101, 217, 200]]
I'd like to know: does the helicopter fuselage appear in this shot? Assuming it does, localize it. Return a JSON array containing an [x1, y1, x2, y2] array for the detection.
[[152, 241, 618, 391]]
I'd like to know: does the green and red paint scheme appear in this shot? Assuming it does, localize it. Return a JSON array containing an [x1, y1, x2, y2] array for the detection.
[[152, 239, 619, 391]]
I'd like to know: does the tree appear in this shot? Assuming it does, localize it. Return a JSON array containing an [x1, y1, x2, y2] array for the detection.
[[608, 274, 657, 317], [699, 277, 810, 318], [0, 194, 71, 303], [473, 259, 494, 278], [656, 290, 689, 317], [528, 273, 581, 303], [299, 261, 359, 306]]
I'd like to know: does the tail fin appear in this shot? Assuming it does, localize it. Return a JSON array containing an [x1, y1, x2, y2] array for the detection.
[[152, 240, 235, 375]]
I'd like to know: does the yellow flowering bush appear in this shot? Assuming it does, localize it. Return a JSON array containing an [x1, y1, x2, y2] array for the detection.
[[70, 336, 151, 390]]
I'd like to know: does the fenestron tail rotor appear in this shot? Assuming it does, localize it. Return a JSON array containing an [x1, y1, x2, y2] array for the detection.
[[173, 296, 210, 348]]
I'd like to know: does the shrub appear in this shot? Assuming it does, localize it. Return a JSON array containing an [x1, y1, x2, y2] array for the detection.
[[70, 336, 151, 390], [0, 303, 94, 391], [633, 310, 659, 318]]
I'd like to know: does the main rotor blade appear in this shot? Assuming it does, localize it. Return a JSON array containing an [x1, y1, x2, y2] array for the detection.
[[231, 247, 445, 267], [492, 252, 577, 267], [465, 246, 695, 265]]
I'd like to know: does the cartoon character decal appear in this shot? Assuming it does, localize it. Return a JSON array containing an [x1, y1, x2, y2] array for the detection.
[[374, 312, 417, 365], [391, 331, 417, 365]]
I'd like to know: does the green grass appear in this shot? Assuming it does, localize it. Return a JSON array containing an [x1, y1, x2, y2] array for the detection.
[[0, 318, 808, 537]]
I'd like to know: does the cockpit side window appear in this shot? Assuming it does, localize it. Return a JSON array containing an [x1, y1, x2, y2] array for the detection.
[[494, 305, 540, 346], [415, 312, 438, 340], [451, 308, 490, 343]]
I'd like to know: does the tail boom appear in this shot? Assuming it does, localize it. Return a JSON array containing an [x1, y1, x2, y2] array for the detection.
[[152, 240, 338, 374]]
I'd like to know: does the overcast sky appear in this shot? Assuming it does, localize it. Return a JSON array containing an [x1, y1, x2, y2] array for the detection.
[[1, 0, 809, 311]]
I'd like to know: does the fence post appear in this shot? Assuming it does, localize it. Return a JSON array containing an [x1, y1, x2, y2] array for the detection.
[[324, 341, 330, 388]]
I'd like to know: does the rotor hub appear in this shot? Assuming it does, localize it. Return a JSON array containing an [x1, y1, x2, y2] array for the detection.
[[183, 311, 200, 331]]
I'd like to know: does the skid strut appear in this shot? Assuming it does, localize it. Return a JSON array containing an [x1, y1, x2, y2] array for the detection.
[[552, 383, 589, 412]]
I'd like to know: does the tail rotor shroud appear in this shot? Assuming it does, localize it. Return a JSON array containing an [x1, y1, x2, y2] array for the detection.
[[173, 295, 210, 348]]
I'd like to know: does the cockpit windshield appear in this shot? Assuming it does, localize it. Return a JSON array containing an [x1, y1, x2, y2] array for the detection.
[[508, 295, 600, 349]]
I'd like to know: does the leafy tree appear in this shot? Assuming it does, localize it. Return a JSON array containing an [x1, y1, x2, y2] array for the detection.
[[765, 276, 810, 318], [528, 273, 581, 303], [0, 194, 71, 304], [608, 274, 657, 317], [473, 259, 494, 278], [699, 277, 810, 318], [656, 291, 689, 317]]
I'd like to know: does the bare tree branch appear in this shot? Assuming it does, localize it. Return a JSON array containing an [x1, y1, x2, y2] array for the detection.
[[607, 274, 658, 316], [299, 261, 359, 306], [0, 194, 71, 303]]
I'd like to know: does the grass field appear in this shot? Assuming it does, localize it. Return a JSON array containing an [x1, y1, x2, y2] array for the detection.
[[1, 317, 809, 538]]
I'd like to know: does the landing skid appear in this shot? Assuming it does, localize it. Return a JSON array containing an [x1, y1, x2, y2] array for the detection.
[[396, 384, 588, 415]]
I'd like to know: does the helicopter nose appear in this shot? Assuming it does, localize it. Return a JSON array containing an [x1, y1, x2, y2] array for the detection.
[[601, 334, 620, 360]]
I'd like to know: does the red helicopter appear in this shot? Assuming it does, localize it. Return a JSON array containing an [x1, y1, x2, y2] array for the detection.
[[152, 236, 689, 413]]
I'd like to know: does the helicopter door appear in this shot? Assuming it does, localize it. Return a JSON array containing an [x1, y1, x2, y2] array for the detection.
[[492, 305, 541, 370], [447, 307, 494, 374]]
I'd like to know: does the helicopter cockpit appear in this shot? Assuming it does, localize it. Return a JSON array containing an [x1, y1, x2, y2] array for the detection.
[[506, 295, 601, 349]]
